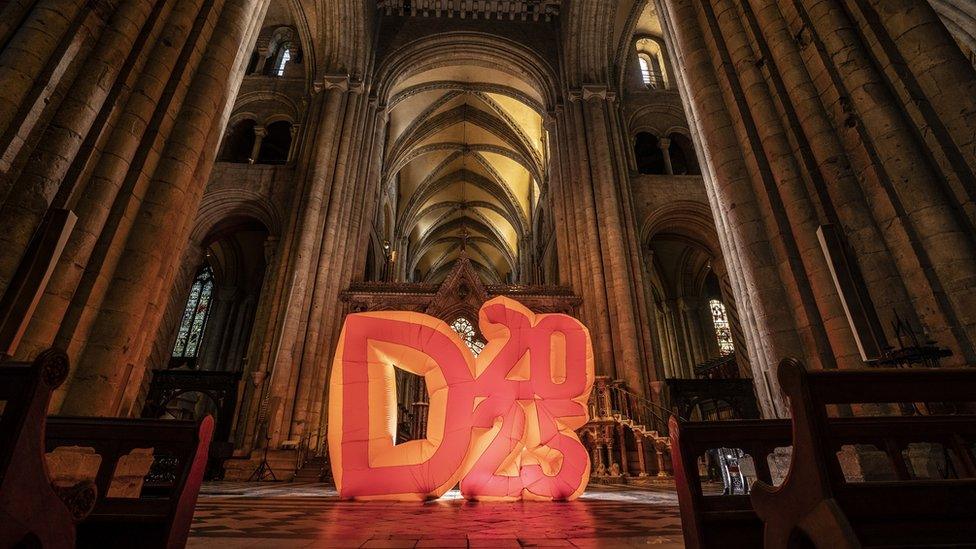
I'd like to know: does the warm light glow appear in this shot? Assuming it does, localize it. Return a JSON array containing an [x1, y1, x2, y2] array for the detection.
[[328, 297, 594, 501]]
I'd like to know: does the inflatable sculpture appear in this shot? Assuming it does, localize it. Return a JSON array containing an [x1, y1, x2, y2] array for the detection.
[[328, 296, 594, 501]]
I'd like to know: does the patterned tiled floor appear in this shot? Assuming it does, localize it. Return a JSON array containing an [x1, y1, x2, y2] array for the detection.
[[188, 482, 684, 548]]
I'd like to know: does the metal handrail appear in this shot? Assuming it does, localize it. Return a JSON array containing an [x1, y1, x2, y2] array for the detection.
[[588, 377, 675, 436], [617, 383, 680, 422], [610, 385, 670, 435]]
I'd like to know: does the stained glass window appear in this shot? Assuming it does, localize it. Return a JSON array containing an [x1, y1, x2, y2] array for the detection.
[[451, 316, 485, 357], [172, 266, 215, 359], [709, 299, 735, 356]]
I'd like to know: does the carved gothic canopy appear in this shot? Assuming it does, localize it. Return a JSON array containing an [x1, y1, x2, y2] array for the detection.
[[340, 256, 579, 325]]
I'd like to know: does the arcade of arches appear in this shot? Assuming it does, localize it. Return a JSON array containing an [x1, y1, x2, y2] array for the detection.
[[2, 0, 976, 545]]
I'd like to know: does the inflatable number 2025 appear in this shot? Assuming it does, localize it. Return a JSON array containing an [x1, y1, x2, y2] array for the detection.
[[328, 296, 594, 501]]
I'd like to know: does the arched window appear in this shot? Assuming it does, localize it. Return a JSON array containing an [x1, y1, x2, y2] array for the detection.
[[246, 51, 259, 75], [274, 44, 291, 77], [709, 299, 735, 356], [668, 132, 701, 175], [257, 120, 292, 164], [636, 39, 669, 90], [634, 132, 666, 175], [451, 317, 485, 357], [219, 119, 256, 163], [173, 266, 215, 359], [638, 54, 653, 87]]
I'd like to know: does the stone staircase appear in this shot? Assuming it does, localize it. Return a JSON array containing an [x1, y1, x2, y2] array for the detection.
[[584, 377, 674, 481]]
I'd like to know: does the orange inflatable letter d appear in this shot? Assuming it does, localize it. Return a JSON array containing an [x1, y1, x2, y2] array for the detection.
[[328, 297, 594, 501]]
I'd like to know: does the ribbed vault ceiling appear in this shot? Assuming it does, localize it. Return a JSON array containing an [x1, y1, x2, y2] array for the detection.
[[387, 64, 546, 284]]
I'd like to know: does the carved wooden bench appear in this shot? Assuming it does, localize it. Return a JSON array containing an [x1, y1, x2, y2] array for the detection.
[[46, 415, 214, 549], [670, 416, 792, 548], [751, 358, 976, 548], [0, 348, 95, 549]]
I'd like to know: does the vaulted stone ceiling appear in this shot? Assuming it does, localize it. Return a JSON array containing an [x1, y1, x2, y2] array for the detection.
[[386, 64, 546, 284]]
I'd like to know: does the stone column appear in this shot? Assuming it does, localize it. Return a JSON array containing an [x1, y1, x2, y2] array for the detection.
[[655, 0, 976, 418], [657, 0, 837, 413], [258, 75, 380, 448], [60, 0, 267, 416], [782, 0, 976, 356], [635, 436, 649, 476], [652, 304, 674, 378], [298, 88, 380, 448], [253, 48, 269, 75], [704, 0, 860, 367], [223, 293, 256, 372], [654, 438, 671, 478], [519, 234, 533, 283], [591, 443, 605, 475], [658, 136, 673, 175], [291, 92, 369, 441], [16, 0, 214, 370], [0, 0, 158, 298], [237, 235, 280, 453], [697, 298, 720, 359], [261, 85, 349, 447], [548, 108, 594, 326], [857, 0, 976, 214], [232, 243, 277, 448], [249, 125, 265, 164], [0, 0, 89, 175], [287, 123, 301, 162], [616, 425, 629, 476], [552, 87, 656, 395]]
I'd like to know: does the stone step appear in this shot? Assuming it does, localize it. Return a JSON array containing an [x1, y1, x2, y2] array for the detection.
[[292, 456, 328, 482]]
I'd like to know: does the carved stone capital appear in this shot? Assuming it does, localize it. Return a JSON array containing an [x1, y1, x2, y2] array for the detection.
[[313, 74, 365, 95], [569, 85, 617, 103], [543, 111, 558, 129]]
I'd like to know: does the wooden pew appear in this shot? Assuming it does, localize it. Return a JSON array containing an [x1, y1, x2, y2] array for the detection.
[[46, 415, 214, 549], [751, 358, 976, 548], [0, 348, 94, 549], [670, 416, 792, 548]]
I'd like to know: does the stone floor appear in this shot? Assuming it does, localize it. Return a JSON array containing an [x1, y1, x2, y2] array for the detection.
[[187, 481, 685, 548]]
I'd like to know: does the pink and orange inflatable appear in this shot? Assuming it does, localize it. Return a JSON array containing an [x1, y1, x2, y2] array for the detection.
[[328, 296, 594, 501]]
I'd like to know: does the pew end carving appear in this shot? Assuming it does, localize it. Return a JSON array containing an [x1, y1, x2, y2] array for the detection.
[[45, 415, 214, 549], [750, 358, 976, 548], [0, 348, 95, 549]]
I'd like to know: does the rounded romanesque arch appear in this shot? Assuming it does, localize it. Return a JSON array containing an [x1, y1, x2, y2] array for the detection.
[[191, 189, 283, 244], [641, 201, 722, 258], [219, 119, 258, 163]]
